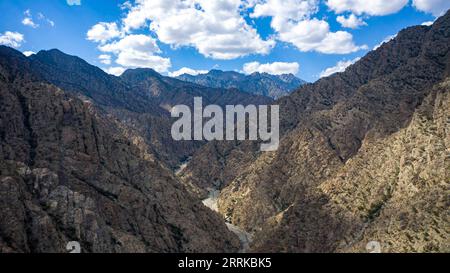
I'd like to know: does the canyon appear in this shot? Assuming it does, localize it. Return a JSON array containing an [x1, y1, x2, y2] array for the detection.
[[0, 11, 449, 253]]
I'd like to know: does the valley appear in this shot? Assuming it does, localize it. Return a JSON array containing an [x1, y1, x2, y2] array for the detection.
[[0, 10, 449, 253]]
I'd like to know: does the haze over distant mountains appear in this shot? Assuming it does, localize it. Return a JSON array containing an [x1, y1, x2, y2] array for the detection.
[[177, 70, 307, 99]]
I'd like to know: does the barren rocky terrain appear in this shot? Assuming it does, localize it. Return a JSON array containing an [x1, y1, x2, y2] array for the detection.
[[0, 11, 449, 253], [0, 46, 241, 253], [203, 11, 449, 253], [177, 70, 306, 99]]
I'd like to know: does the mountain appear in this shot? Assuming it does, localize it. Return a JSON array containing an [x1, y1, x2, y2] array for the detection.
[[121, 68, 272, 108], [25, 50, 271, 169], [176, 70, 306, 99], [0, 10, 449, 253], [181, 11, 450, 252], [0, 46, 241, 252]]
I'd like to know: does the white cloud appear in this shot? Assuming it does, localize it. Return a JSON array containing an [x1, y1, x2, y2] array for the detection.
[[67, 0, 81, 6], [320, 57, 360, 78], [22, 17, 39, 28], [22, 10, 39, 29], [120, 1, 133, 10], [373, 34, 397, 50], [120, 0, 275, 60], [98, 54, 111, 65], [0, 31, 25, 48], [23, 51, 36, 57], [413, 0, 450, 16], [252, 0, 320, 29], [87, 22, 122, 43], [326, 0, 408, 16], [104, 67, 126, 76], [92, 31, 171, 73], [37, 12, 55, 27], [98, 34, 160, 54], [275, 19, 367, 54], [243, 61, 300, 75], [115, 50, 171, 73], [169, 67, 208, 77], [22, 10, 55, 28], [421, 21, 434, 26], [336, 14, 367, 29], [250, 1, 366, 54]]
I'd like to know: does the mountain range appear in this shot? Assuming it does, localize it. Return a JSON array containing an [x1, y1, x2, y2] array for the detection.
[[0, 46, 269, 253], [0, 10, 449, 253], [177, 70, 306, 99], [181, 10, 450, 252]]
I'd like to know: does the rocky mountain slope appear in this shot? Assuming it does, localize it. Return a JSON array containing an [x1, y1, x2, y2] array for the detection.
[[179, 12, 450, 198], [25, 50, 271, 169], [0, 9, 448, 254], [177, 70, 306, 99], [0, 46, 241, 253], [192, 11, 449, 252], [248, 80, 449, 253]]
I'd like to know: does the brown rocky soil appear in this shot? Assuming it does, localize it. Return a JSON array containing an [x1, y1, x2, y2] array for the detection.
[[0, 47, 240, 253]]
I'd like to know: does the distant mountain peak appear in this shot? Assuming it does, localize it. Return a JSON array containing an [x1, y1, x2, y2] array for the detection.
[[121, 68, 162, 82], [176, 69, 306, 99], [208, 69, 224, 74]]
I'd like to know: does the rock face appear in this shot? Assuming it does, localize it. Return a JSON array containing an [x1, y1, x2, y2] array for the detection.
[[177, 70, 306, 99], [0, 10, 449, 254], [249, 81, 450, 253], [323, 82, 450, 253], [121, 68, 272, 108], [27, 51, 271, 169], [180, 13, 450, 198], [0, 46, 240, 253], [211, 12, 450, 252]]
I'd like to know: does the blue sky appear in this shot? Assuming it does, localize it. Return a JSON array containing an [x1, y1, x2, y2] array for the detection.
[[0, 0, 447, 82]]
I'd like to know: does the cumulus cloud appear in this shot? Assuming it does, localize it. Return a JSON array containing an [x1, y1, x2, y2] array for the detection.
[[320, 57, 360, 78], [276, 19, 366, 54], [120, 0, 275, 60], [22, 17, 39, 28], [169, 67, 208, 77], [251, 0, 366, 54], [115, 50, 171, 73], [120, 1, 133, 10], [23, 51, 36, 57], [243, 61, 300, 75], [87, 22, 122, 43], [421, 21, 434, 26], [98, 34, 160, 54], [336, 14, 367, 29], [22, 10, 39, 28], [413, 0, 450, 16], [97, 34, 171, 73], [67, 0, 81, 6], [98, 54, 111, 65], [326, 0, 408, 16], [0, 31, 25, 48], [252, 0, 320, 29], [104, 67, 126, 76]]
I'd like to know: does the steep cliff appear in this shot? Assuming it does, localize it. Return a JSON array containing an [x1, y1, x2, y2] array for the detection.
[[0, 47, 240, 253], [216, 11, 450, 252]]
